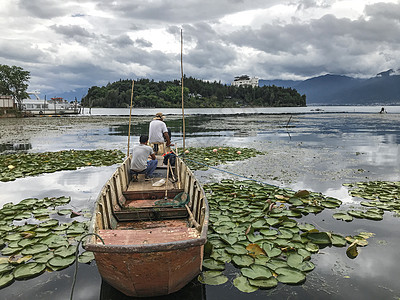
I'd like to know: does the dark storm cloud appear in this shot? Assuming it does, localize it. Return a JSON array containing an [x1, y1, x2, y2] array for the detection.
[[365, 2, 400, 20], [135, 38, 152, 48], [224, 6, 400, 60], [110, 35, 134, 48], [96, 0, 281, 23], [50, 25, 93, 39], [4, 0, 400, 94], [18, 0, 68, 19], [0, 41, 46, 63]]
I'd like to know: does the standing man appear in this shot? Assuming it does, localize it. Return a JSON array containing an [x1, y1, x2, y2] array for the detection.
[[130, 135, 158, 180], [149, 112, 173, 154]]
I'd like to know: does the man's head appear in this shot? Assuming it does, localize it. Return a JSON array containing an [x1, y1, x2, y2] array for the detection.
[[154, 112, 165, 120], [139, 135, 149, 144]]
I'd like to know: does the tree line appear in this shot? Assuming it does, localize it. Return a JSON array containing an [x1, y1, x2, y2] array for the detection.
[[81, 77, 306, 108]]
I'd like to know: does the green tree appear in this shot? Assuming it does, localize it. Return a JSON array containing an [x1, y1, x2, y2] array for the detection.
[[0, 64, 30, 109]]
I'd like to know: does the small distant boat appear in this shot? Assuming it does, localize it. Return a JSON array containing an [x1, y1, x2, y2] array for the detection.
[[85, 154, 209, 297], [20, 91, 80, 115]]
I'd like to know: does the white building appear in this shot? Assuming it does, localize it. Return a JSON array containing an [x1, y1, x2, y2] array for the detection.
[[231, 76, 259, 88]]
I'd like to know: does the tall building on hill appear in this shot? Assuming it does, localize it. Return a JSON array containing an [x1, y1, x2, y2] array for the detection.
[[232, 75, 259, 88]]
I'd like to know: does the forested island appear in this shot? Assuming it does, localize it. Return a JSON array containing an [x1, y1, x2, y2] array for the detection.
[[81, 77, 306, 108]]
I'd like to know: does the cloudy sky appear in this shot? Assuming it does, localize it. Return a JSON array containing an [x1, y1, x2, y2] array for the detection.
[[1, 0, 400, 96]]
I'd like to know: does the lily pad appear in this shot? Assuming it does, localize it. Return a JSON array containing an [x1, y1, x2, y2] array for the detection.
[[0, 272, 14, 288], [48, 255, 75, 269], [198, 271, 228, 285], [241, 264, 272, 280], [248, 277, 278, 289], [232, 255, 254, 267], [78, 251, 95, 264], [276, 267, 306, 284], [21, 244, 48, 255], [233, 276, 258, 293], [13, 262, 46, 280], [202, 258, 225, 270], [333, 212, 353, 222]]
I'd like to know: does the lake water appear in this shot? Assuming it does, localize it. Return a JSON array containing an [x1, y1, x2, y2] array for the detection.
[[1, 106, 400, 299]]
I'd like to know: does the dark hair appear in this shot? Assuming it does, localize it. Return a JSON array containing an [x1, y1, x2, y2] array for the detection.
[[140, 135, 148, 143]]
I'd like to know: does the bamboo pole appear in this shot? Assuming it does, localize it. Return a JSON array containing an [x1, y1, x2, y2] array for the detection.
[[127, 80, 135, 157], [181, 29, 186, 151]]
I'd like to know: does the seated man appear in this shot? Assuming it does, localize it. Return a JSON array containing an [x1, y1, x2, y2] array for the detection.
[[130, 135, 158, 180], [149, 112, 173, 154]]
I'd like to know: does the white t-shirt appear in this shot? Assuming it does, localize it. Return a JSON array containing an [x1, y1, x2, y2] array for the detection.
[[149, 119, 168, 143], [130, 144, 154, 171]]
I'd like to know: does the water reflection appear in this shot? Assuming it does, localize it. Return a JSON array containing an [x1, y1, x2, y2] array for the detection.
[[1, 112, 400, 299], [100, 278, 206, 300]]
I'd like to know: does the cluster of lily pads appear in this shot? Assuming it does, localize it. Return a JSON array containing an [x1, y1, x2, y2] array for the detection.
[[0, 196, 93, 289], [181, 147, 263, 171], [333, 181, 400, 222], [0, 149, 125, 182], [199, 180, 372, 293]]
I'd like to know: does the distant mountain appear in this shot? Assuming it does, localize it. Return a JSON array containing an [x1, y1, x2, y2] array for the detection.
[[43, 87, 88, 102], [260, 72, 400, 105]]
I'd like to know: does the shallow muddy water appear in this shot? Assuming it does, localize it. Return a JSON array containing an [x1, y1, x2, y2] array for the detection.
[[1, 111, 400, 299]]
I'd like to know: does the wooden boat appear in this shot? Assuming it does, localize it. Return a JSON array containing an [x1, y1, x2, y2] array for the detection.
[[85, 153, 209, 297]]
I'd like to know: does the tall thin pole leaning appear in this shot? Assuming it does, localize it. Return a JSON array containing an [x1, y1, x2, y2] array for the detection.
[[127, 80, 134, 157], [181, 29, 186, 151]]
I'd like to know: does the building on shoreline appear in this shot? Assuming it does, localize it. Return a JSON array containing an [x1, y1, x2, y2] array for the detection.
[[231, 75, 259, 88]]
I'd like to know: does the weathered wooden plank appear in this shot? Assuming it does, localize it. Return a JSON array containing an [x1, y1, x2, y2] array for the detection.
[[98, 226, 199, 245]]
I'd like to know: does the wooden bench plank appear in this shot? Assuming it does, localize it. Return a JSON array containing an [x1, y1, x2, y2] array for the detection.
[[98, 226, 199, 245]]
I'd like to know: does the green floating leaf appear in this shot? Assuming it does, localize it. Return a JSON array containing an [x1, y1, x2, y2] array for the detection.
[[241, 264, 272, 280], [233, 276, 258, 293], [333, 212, 353, 222], [226, 244, 247, 255], [298, 223, 315, 232], [0, 264, 14, 275], [249, 277, 278, 289], [266, 258, 288, 271], [34, 252, 55, 264], [276, 267, 306, 284], [78, 251, 95, 264], [13, 262, 46, 280], [232, 255, 254, 267], [0, 272, 14, 288], [362, 210, 383, 221], [262, 243, 281, 258], [220, 234, 238, 245], [198, 271, 228, 285], [48, 255, 75, 269], [21, 244, 48, 255], [202, 258, 225, 270], [347, 210, 364, 218], [210, 249, 232, 263], [306, 232, 332, 245], [330, 234, 347, 247], [57, 209, 72, 216], [346, 242, 359, 259], [287, 253, 303, 269]]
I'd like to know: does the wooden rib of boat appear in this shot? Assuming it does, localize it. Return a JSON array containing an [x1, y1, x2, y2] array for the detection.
[[85, 154, 209, 297]]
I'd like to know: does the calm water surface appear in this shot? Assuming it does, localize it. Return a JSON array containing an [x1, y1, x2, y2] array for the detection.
[[1, 107, 400, 299]]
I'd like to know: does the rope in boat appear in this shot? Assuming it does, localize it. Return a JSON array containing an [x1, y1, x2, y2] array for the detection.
[[154, 191, 190, 207], [70, 233, 105, 300]]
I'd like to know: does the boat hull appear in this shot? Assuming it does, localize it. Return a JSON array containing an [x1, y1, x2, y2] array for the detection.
[[94, 245, 203, 297], [85, 155, 209, 297]]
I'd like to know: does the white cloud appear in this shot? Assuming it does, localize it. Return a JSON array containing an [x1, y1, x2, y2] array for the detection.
[[1, 0, 399, 96]]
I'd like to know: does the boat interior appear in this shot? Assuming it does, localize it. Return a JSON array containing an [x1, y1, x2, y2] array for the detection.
[[92, 153, 208, 247]]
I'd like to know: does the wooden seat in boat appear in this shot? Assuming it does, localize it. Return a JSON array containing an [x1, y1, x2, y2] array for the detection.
[[98, 226, 199, 245]]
